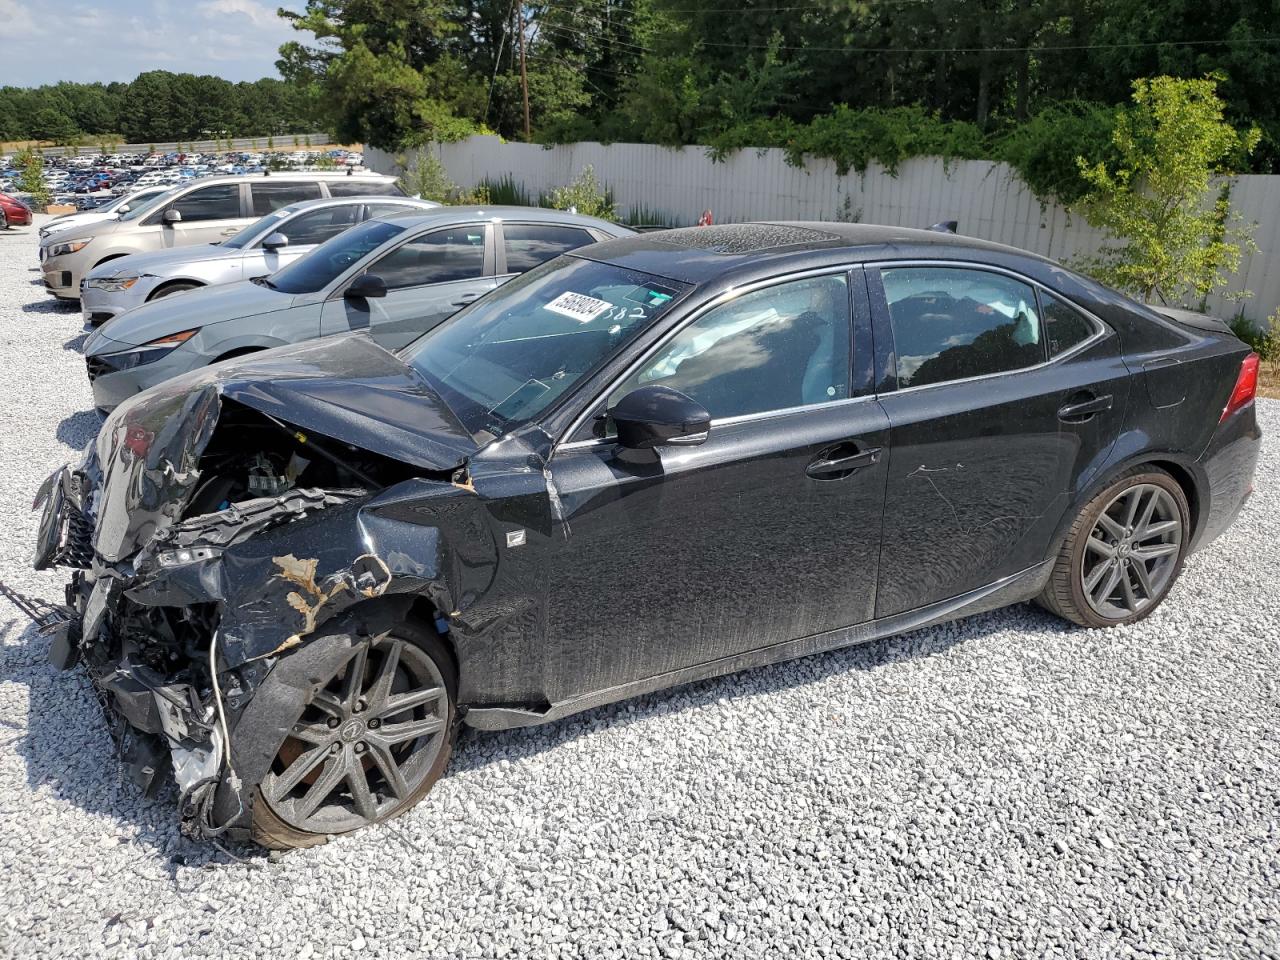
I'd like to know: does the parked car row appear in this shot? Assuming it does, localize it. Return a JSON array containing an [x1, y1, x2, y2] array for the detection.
[[0, 147, 365, 208], [38, 170, 406, 301], [17, 193, 1262, 852]]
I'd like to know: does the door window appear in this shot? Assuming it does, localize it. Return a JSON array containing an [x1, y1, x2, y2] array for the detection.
[[881, 267, 1044, 388], [169, 183, 242, 221], [249, 181, 323, 215], [503, 224, 595, 273], [610, 273, 851, 419], [273, 204, 360, 246], [365, 202, 417, 219], [1040, 291, 1097, 357], [328, 180, 406, 197], [370, 227, 486, 289]]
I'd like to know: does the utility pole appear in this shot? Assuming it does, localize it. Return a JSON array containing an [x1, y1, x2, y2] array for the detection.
[[517, 2, 531, 141]]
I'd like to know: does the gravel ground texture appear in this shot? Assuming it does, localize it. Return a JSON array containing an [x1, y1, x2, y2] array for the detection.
[[1, 216, 1278, 960]]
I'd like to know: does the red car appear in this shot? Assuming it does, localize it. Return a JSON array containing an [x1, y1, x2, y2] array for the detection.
[[0, 192, 33, 229]]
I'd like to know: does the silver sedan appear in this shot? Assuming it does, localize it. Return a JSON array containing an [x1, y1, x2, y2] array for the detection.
[[82, 206, 634, 411], [79, 195, 439, 325]]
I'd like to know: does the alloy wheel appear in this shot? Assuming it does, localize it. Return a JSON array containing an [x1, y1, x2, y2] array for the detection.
[[260, 633, 449, 834], [1080, 482, 1183, 620]]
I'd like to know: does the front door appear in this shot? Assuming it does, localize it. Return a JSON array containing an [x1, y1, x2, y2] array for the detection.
[[543, 270, 890, 704], [320, 223, 497, 349], [867, 264, 1129, 618], [163, 182, 248, 247]]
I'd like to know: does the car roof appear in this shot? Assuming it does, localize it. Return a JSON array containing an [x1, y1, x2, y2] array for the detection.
[[373, 205, 631, 233], [270, 195, 438, 216], [575, 221, 1055, 284]]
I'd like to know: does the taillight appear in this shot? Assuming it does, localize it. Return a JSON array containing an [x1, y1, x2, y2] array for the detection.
[[1220, 352, 1260, 423]]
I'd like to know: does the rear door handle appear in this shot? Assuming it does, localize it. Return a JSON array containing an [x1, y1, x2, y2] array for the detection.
[[451, 292, 481, 307], [806, 446, 882, 479], [1058, 393, 1112, 423]]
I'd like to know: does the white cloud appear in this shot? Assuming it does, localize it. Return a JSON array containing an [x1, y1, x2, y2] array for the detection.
[[197, 0, 281, 28], [0, 0, 42, 34]]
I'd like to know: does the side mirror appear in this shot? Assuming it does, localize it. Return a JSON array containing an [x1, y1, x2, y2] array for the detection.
[[261, 231, 289, 251], [162, 208, 182, 225], [117, 203, 130, 214], [610, 385, 711, 450], [344, 273, 387, 299]]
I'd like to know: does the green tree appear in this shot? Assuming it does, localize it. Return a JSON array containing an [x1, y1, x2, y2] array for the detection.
[[15, 147, 51, 209], [1075, 75, 1260, 305]]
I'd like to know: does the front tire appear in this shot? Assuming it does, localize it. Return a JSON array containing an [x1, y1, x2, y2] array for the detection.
[[252, 622, 457, 849], [1039, 467, 1189, 628], [149, 281, 201, 301]]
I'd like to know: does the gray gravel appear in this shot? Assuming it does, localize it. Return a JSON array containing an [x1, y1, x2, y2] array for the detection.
[[2, 216, 1279, 959]]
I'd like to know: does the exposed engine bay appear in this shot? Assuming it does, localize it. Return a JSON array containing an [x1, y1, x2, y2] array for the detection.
[[24, 337, 495, 842]]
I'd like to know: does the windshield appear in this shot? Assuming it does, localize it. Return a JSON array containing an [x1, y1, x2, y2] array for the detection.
[[266, 219, 406, 295], [221, 207, 291, 250], [118, 185, 182, 222], [403, 257, 689, 440]]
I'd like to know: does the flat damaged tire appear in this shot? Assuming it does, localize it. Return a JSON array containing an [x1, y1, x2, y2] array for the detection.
[[251, 621, 457, 849], [1039, 467, 1189, 629]]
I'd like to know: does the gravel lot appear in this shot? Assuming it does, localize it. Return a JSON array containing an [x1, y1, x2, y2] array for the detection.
[[1, 216, 1278, 960]]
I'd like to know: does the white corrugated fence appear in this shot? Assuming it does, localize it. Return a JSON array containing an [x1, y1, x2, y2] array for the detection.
[[369, 135, 1280, 323]]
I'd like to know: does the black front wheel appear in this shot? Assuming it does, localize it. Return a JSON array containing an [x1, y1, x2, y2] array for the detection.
[[252, 622, 457, 849], [1039, 467, 1190, 628]]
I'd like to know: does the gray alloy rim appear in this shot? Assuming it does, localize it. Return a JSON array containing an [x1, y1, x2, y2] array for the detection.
[[1081, 482, 1182, 619], [260, 634, 448, 834]]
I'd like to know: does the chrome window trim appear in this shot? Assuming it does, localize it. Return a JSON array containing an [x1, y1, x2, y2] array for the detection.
[[554, 264, 865, 455], [557, 393, 880, 453], [869, 259, 1108, 396]]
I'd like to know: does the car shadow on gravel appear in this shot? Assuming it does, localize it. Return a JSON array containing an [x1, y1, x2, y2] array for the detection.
[[450, 604, 1073, 774], [56, 410, 101, 451], [2, 617, 233, 876], [64, 332, 88, 352], [2, 599, 1069, 868], [22, 298, 80, 315]]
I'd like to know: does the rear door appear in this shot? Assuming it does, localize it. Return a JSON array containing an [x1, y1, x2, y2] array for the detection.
[[867, 262, 1128, 618], [319, 222, 497, 349]]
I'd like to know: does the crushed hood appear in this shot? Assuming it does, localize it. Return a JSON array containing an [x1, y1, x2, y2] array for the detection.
[[93, 334, 478, 562]]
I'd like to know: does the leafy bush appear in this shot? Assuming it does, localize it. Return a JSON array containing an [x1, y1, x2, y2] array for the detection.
[[624, 204, 684, 228], [1074, 75, 1260, 306], [397, 149, 457, 202], [707, 106, 985, 175], [993, 102, 1121, 204], [547, 165, 616, 219], [477, 174, 533, 206], [15, 147, 50, 209]]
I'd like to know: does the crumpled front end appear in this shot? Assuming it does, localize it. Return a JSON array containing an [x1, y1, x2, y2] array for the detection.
[[29, 341, 494, 840]]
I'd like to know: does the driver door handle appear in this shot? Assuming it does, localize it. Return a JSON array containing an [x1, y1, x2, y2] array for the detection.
[[1058, 393, 1113, 423], [806, 446, 882, 479]]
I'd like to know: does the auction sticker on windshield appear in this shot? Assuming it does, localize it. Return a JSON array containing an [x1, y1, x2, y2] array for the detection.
[[544, 291, 613, 323]]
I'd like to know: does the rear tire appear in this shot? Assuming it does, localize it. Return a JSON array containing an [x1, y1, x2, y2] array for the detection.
[[1039, 467, 1189, 628], [251, 621, 457, 850]]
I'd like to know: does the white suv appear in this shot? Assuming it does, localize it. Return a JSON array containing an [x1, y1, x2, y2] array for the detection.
[[39, 171, 405, 301]]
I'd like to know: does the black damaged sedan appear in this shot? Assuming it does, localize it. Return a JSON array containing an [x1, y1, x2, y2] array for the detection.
[[30, 223, 1261, 848]]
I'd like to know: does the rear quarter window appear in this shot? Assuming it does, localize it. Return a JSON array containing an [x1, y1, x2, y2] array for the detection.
[[328, 180, 406, 197]]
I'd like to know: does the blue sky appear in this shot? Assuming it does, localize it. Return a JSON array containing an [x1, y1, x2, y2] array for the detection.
[[2, 0, 303, 86]]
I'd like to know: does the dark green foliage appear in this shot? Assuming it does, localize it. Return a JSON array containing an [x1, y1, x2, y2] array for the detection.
[[624, 205, 685, 228], [477, 174, 534, 206], [0, 72, 316, 144]]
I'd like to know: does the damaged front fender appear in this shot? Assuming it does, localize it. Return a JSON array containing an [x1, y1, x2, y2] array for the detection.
[[127, 478, 499, 667]]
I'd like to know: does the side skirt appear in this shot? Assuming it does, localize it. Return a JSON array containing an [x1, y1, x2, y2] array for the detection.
[[464, 559, 1055, 731]]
